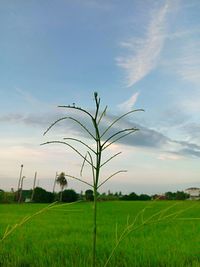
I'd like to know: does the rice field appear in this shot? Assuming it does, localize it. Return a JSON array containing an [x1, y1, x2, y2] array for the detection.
[[0, 201, 200, 267]]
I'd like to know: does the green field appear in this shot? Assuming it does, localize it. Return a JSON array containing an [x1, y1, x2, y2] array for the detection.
[[0, 201, 200, 267]]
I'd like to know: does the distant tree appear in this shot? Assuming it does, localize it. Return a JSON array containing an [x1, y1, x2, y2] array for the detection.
[[139, 194, 151, 201], [0, 191, 15, 203], [176, 191, 189, 200], [56, 172, 68, 202], [62, 189, 78, 202], [107, 194, 118, 201], [120, 194, 129, 200], [21, 190, 32, 202], [0, 190, 4, 202], [33, 187, 54, 203], [98, 192, 118, 201], [120, 192, 151, 201], [152, 194, 167, 200], [121, 192, 139, 201], [165, 191, 176, 200], [129, 192, 139, 200], [98, 192, 106, 201], [165, 191, 189, 200], [78, 190, 84, 200], [85, 189, 94, 201]]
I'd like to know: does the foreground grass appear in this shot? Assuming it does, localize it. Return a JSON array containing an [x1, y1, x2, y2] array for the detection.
[[0, 201, 200, 267]]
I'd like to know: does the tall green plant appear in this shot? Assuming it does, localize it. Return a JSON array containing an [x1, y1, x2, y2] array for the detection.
[[41, 92, 143, 267]]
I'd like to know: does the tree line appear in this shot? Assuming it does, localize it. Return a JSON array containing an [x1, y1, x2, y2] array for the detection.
[[0, 188, 189, 203]]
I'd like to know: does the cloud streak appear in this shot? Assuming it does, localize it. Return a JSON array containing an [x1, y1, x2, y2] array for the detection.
[[117, 0, 171, 87], [15, 88, 54, 111], [1, 110, 200, 159], [118, 92, 140, 112], [174, 41, 200, 85]]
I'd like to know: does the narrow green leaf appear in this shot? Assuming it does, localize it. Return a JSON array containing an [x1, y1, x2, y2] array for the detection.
[[102, 128, 138, 148], [40, 141, 96, 168], [103, 129, 139, 150], [58, 105, 94, 120], [80, 153, 87, 177], [97, 105, 107, 125], [97, 170, 127, 189], [101, 109, 144, 138], [100, 152, 122, 168], [65, 174, 92, 187], [63, 137, 96, 154]]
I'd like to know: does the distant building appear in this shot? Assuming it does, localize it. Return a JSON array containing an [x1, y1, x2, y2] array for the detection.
[[185, 187, 200, 200]]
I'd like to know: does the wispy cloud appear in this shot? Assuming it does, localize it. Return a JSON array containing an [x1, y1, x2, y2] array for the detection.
[[2, 110, 200, 158], [118, 92, 140, 112], [162, 40, 200, 114], [15, 88, 53, 110], [180, 123, 200, 144], [116, 0, 171, 87], [173, 41, 200, 85], [16, 88, 41, 106], [157, 153, 183, 161], [167, 28, 200, 40]]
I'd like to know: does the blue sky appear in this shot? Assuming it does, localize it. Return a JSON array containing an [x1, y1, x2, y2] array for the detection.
[[0, 0, 200, 194]]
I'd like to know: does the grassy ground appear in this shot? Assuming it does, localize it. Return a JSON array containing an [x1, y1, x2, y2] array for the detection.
[[0, 201, 200, 267]]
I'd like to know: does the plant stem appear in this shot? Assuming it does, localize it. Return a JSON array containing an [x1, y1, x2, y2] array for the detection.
[[92, 185, 97, 267], [92, 97, 101, 267]]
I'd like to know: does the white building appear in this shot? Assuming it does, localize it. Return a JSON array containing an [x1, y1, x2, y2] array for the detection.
[[185, 187, 200, 200]]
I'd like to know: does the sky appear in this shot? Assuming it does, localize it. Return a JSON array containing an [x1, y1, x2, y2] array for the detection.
[[0, 0, 200, 194]]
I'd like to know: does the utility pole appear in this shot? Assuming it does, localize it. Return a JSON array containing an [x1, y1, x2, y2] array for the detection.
[[18, 176, 26, 203], [17, 164, 23, 202], [53, 172, 58, 193], [31, 171, 37, 202]]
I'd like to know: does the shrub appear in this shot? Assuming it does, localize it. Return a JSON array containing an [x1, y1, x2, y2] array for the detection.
[[61, 189, 78, 202], [0, 191, 15, 203], [0, 190, 4, 203], [138, 194, 151, 201], [85, 189, 94, 201], [32, 187, 54, 203]]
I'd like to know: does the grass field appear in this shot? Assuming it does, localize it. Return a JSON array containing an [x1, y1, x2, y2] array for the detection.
[[0, 201, 200, 267]]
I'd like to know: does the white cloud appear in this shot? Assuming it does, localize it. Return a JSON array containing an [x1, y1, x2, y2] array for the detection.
[[117, 0, 171, 87], [167, 28, 200, 40], [15, 88, 54, 110], [163, 41, 200, 114], [16, 88, 41, 106], [118, 92, 140, 112], [174, 42, 200, 85], [157, 153, 182, 161], [181, 93, 200, 113]]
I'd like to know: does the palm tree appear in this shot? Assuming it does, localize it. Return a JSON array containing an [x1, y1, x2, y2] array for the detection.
[[56, 172, 68, 202]]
